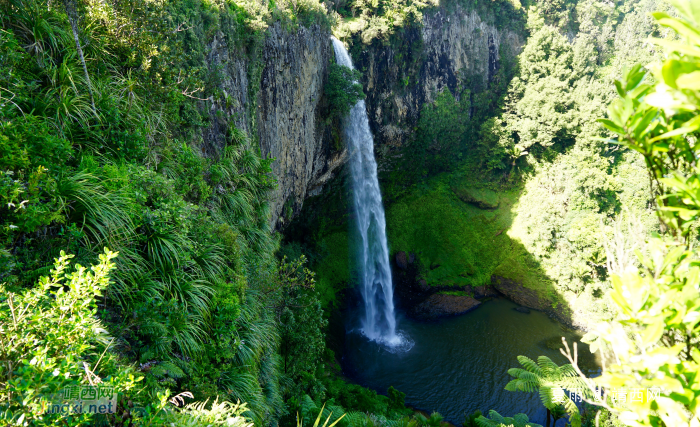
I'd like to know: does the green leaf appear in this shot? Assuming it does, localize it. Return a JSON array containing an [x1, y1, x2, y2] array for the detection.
[[652, 12, 700, 45], [641, 319, 665, 346], [598, 118, 624, 134], [649, 116, 700, 142], [676, 70, 700, 90], [665, 0, 700, 28], [615, 80, 626, 97], [650, 38, 700, 58], [662, 59, 685, 88]]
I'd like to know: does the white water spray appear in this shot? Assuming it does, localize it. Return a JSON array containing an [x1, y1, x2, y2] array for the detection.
[[331, 37, 405, 348]]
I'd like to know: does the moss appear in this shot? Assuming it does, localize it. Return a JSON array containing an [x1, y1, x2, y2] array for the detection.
[[437, 290, 472, 297], [307, 163, 556, 303], [491, 245, 552, 293], [385, 173, 520, 288]]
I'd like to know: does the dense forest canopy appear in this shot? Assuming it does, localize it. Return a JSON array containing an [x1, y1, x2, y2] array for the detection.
[[0, 0, 699, 426]]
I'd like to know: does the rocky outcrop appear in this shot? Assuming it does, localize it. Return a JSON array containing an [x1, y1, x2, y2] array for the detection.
[[491, 275, 576, 327], [200, 23, 342, 229], [411, 293, 481, 320], [257, 25, 344, 228], [201, 7, 523, 229], [491, 276, 548, 311], [395, 251, 409, 270], [354, 6, 523, 163]]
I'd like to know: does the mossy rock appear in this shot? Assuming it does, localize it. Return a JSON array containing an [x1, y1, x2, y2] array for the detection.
[[437, 290, 471, 297], [451, 186, 500, 210]]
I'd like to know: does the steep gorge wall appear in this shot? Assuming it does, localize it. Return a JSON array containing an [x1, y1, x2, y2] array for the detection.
[[199, 7, 522, 228], [199, 22, 343, 229], [353, 6, 523, 167]]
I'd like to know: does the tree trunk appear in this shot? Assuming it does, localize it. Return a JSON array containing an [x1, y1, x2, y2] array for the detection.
[[545, 408, 551, 427], [62, 0, 96, 113]]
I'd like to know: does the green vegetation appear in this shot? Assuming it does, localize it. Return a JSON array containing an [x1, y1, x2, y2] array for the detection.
[[562, 2, 700, 424], [0, 0, 406, 425], [325, 64, 365, 121], [474, 410, 542, 427], [386, 176, 521, 288], [504, 2, 700, 427], [3, 0, 700, 425], [0, 250, 258, 425], [407, 89, 470, 177], [332, 0, 438, 44], [505, 356, 584, 426], [332, 0, 526, 45]]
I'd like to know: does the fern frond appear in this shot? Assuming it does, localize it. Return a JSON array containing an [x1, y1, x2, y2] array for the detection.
[[516, 356, 541, 376]]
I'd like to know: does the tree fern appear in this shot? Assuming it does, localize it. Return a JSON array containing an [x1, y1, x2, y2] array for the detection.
[[343, 412, 369, 427], [474, 410, 542, 427], [505, 355, 587, 427]]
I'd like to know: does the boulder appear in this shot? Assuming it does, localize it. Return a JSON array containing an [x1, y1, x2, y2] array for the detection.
[[395, 251, 409, 270], [411, 294, 481, 320], [491, 275, 577, 328], [513, 306, 531, 314], [491, 275, 546, 311]]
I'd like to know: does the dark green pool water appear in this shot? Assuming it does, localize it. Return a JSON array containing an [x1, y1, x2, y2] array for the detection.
[[341, 298, 599, 425]]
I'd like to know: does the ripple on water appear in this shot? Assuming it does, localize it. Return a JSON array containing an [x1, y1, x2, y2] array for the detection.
[[342, 298, 601, 425]]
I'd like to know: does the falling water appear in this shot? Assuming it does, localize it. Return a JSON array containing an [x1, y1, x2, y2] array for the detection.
[[331, 37, 405, 348]]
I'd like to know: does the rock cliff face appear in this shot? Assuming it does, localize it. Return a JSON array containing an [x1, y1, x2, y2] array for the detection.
[[353, 6, 522, 165], [200, 22, 343, 229], [201, 7, 522, 228]]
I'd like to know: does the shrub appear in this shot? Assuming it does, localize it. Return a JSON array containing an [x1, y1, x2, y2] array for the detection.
[[325, 64, 365, 121], [0, 249, 142, 425]]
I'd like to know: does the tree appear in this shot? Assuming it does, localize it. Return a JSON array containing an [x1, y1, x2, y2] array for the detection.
[[61, 0, 95, 112], [505, 356, 585, 427], [410, 89, 469, 177], [277, 256, 327, 398], [551, 1, 700, 425], [325, 64, 365, 120], [501, 14, 579, 155]]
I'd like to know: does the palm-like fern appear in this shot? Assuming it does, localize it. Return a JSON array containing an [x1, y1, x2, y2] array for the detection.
[[415, 412, 443, 427], [474, 410, 542, 427], [505, 355, 586, 427], [160, 398, 254, 427]]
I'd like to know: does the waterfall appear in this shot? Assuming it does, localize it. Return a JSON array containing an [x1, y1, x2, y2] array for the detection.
[[331, 37, 403, 347]]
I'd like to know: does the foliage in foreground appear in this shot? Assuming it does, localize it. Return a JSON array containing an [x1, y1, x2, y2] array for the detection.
[[505, 356, 585, 426], [0, 250, 254, 426], [519, 1, 700, 426]]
